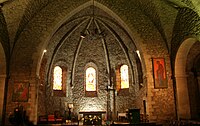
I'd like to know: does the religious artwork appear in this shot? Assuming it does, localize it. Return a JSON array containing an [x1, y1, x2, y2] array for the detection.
[[53, 66, 62, 90], [12, 82, 29, 102], [120, 65, 129, 89], [86, 67, 96, 91], [152, 58, 168, 88]]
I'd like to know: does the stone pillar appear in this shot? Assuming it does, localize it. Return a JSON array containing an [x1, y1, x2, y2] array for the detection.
[[175, 74, 191, 119], [198, 76, 200, 95], [0, 74, 6, 125], [29, 75, 40, 125]]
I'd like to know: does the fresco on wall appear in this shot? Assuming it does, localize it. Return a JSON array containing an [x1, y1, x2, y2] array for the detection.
[[12, 82, 29, 102], [152, 58, 168, 88]]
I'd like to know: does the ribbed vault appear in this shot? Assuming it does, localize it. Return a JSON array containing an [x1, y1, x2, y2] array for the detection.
[[38, 2, 145, 115], [44, 4, 141, 91]]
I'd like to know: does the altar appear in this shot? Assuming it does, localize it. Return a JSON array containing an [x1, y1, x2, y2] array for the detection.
[[79, 111, 106, 125]]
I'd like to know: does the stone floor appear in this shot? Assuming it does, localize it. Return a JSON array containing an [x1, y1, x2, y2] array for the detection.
[[36, 121, 160, 126], [8, 119, 200, 126], [35, 120, 200, 126]]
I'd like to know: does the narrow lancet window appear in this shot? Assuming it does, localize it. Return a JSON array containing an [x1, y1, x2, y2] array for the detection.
[[120, 65, 129, 89], [53, 66, 62, 90], [86, 67, 96, 91]]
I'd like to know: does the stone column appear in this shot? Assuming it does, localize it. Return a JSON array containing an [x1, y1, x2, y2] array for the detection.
[[198, 76, 200, 95], [175, 74, 191, 119], [0, 74, 6, 125], [29, 75, 40, 125]]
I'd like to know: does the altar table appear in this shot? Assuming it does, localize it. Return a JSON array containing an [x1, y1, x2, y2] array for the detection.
[[79, 111, 106, 125]]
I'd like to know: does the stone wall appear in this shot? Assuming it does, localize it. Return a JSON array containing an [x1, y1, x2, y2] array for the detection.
[[34, 1, 178, 123], [37, 5, 146, 121], [2, 0, 183, 124]]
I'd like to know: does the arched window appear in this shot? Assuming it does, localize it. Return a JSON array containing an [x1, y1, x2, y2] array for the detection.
[[85, 62, 98, 97], [86, 67, 96, 91], [120, 65, 129, 89], [53, 66, 62, 90]]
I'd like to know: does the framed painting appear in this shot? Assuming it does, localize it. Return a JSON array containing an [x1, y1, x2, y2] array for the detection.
[[12, 82, 29, 102], [152, 58, 168, 88]]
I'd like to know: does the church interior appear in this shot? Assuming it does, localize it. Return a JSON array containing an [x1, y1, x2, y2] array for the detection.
[[0, 0, 200, 125]]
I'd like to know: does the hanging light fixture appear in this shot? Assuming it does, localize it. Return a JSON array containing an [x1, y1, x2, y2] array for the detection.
[[80, 0, 105, 40]]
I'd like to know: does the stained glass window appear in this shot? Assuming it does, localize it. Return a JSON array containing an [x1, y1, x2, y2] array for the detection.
[[53, 66, 62, 90], [86, 67, 96, 91], [120, 65, 129, 89]]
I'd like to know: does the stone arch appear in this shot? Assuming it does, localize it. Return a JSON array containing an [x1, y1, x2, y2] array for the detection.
[[175, 37, 198, 119], [35, 0, 148, 105], [186, 41, 200, 120], [34, 0, 147, 80], [0, 42, 6, 125], [94, 1, 147, 79], [35, 0, 150, 119], [26, 1, 152, 123]]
